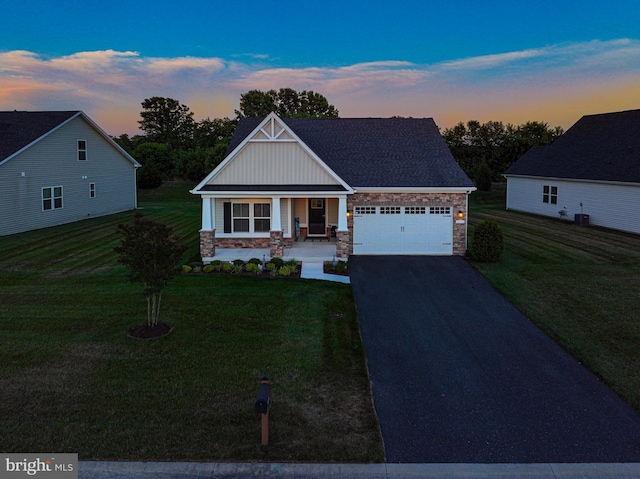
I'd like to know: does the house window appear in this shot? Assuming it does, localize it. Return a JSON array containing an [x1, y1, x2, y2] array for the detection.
[[78, 140, 87, 161], [543, 185, 558, 204], [253, 203, 271, 232], [232, 203, 250, 232], [227, 200, 273, 234], [90, 183, 96, 198], [42, 186, 63, 210]]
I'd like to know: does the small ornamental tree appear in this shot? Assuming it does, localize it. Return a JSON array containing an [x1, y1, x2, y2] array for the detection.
[[114, 212, 187, 327], [469, 220, 504, 262]]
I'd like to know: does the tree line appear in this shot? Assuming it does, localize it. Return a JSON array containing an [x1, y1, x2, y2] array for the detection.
[[442, 120, 564, 190], [112, 88, 562, 190], [113, 88, 339, 187]]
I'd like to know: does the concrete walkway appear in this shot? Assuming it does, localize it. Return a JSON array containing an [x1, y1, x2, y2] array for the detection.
[[79, 461, 640, 478]]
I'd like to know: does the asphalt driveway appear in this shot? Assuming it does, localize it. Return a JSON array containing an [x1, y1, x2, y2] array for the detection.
[[349, 256, 640, 463]]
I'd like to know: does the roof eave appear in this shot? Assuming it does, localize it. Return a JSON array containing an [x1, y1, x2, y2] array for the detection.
[[354, 186, 476, 194]]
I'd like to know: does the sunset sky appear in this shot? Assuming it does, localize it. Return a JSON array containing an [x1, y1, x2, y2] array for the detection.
[[1, 0, 639, 136]]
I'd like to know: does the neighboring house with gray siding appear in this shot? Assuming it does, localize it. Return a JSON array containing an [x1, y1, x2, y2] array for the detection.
[[504, 109, 640, 235], [0, 111, 140, 236], [192, 112, 475, 260]]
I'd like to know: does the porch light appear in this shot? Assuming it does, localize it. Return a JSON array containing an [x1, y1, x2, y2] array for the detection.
[[346, 211, 352, 217], [456, 211, 465, 219]]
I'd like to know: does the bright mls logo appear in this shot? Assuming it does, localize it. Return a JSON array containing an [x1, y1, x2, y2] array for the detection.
[[2, 454, 77, 478]]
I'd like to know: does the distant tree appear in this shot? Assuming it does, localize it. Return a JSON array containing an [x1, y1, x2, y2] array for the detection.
[[474, 161, 493, 191], [235, 88, 339, 118], [132, 142, 176, 180], [114, 212, 187, 327], [139, 97, 195, 149], [194, 117, 237, 149], [443, 120, 563, 180]]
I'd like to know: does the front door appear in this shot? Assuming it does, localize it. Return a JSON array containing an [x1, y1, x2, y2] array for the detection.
[[308, 198, 326, 236]]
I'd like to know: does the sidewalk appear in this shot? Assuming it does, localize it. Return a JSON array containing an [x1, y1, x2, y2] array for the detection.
[[79, 461, 640, 479]]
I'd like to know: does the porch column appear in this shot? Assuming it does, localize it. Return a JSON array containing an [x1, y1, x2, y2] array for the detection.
[[271, 197, 281, 231], [337, 196, 348, 231], [201, 197, 214, 230], [270, 197, 284, 258]]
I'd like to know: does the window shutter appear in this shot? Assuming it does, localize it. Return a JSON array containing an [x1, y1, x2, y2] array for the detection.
[[223, 202, 231, 233]]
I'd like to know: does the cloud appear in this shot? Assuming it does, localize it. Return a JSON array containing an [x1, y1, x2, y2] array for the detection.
[[1, 39, 639, 135]]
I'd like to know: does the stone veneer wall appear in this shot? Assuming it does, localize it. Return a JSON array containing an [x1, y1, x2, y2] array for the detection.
[[200, 232, 293, 258], [347, 192, 469, 256], [200, 230, 216, 258]]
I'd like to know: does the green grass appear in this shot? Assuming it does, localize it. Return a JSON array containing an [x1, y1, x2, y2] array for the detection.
[[469, 183, 640, 412], [0, 181, 384, 462]]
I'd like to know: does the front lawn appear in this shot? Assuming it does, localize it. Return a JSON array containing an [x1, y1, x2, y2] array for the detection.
[[469, 184, 640, 412], [0, 182, 384, 462]]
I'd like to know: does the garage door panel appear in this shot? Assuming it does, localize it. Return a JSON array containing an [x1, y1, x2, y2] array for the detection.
[[353, 205, 453, 255]]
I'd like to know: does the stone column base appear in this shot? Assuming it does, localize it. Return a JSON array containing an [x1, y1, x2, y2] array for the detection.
[[336, 230, 350, 258], [200, 229, 216, 258], [270, 230, 284, 258]]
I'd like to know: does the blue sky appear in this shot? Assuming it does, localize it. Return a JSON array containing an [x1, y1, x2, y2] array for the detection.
[[2, 0, 639, 135]]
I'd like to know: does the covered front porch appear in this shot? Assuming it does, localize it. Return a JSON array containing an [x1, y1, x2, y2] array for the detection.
[[198, 192, 350, 262]]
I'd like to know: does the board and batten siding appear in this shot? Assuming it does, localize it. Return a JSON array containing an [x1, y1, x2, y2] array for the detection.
[[506, 176, 640, 234], [0, 115, 137, 236], [207, 142, 340, 186]]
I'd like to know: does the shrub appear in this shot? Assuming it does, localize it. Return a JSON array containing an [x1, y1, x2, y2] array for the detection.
[[203, 264, 215, 273], [284, 259, 299, 271], [232, 265, 244, 274], [210, 260, 223, 271], [278, 266, 292, 277], [335, 260, 348, 274], [268, 257, 284, 268], [245, 263, 261, 274], [222, 262, 234, 272], [181, 265, 193, 273], [232, 259, 245, 266], [248, 258, 262, 266], [469, 220, 504, 262], [265, 263, 276, 272]]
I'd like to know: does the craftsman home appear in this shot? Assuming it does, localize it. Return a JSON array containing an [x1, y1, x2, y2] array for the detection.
[[192, 113, 475, 260], [504, 109, 640, 234], [0, 111, 140, 236]]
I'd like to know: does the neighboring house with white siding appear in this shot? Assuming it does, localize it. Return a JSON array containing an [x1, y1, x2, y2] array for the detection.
[[191, 112, 475, 260], [0, 111, 140, 236], [504, 109, 640, 235]]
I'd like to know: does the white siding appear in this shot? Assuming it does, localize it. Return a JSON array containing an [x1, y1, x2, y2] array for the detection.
[[0, 116, 137, 236], [207, 142, 340, 186], [506, 177, 640, 234]]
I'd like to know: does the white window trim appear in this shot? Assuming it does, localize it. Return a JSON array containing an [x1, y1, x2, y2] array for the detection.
[[228, 199, 272, 236], [42, 185, 63, 211], [543, 185, 558, 204], [78, 140, 87, 161], [90, 182, 96, 198]]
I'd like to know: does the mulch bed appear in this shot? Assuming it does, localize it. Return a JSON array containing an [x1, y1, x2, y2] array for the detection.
[[128, 322, 173, 339]]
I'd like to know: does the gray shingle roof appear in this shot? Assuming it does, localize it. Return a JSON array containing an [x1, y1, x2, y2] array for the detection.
[[504, 109, 640, 183], [0, 111, 80, 161], [227, 117, 473, 188]]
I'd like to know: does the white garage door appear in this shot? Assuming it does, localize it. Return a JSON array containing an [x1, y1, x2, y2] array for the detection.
[[353, 205, 453, 255]]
